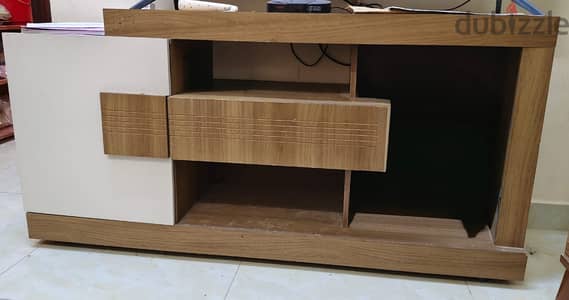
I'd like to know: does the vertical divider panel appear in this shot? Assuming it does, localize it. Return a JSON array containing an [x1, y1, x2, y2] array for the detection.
[[174, 161, 205, 223], [349, 45, 358, 99], [342, 170, 352, 227]]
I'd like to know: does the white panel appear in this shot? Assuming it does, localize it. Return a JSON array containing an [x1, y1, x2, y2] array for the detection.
[[51, 0, 174, 22], [3, 34, 174, 225]]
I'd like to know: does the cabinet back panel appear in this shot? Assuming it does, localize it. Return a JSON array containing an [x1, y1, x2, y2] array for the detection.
[[354, 45, 520, 236]]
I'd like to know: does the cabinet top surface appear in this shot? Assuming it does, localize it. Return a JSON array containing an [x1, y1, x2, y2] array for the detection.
[[104, 9, 559, 48]]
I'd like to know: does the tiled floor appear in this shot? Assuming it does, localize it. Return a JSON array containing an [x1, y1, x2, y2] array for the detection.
[[0, 140, 566, 300]]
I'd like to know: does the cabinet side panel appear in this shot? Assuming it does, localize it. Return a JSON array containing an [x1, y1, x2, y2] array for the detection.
[[3, 34, 174, 225], [495, 47, 555, 247]]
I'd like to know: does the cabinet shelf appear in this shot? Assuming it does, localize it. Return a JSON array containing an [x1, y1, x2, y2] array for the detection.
[[175, 82, 352, 102], [178, 183, 344, 232], [175, 162, 344, 231]]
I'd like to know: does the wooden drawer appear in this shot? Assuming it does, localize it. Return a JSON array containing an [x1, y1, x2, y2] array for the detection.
[[168, 90, 390, 171], [100, 93, 169, 158]]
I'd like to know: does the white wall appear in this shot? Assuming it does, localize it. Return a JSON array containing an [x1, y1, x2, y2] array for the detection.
[[531, 0, 569, 205], [48, 0, 493, 22], [50, 0, 173, 22], [49, 0, 569, 205]]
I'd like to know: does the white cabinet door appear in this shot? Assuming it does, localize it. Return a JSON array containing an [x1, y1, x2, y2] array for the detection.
[[3, 34, 175, 225]]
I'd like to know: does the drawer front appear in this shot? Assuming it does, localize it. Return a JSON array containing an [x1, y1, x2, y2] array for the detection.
[[169, 96, 390, 171], [101, 93, 168, 158]]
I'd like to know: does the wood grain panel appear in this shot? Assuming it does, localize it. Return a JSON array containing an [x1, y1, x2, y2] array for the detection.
[[349, 46, 358, 98], [173, 161, 204, 222], [494, 48, 555, 247], [104, 9, 559, 47], [168, 91, 390, 171], [342, 170, 351, 227], [100, 93, 168, 158], [27, 212, 527, 280], [557, 271, 569, 300], [182, 185, 343, 231], [180, 162, 344, 230]]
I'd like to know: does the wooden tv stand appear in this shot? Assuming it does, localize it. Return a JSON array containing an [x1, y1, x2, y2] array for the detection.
[[4, 10, 559, 281]]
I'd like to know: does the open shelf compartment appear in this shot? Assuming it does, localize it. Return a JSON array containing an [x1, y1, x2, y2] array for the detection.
[[167, 40, 389, 171], [169, 39, 354, 95], [174, 160, 499, 252], [175, 161, 345, 232], [346, 45, 522, 238]]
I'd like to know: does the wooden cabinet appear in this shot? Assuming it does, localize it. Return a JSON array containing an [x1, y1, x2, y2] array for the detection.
[[5, 10, 560, 281]]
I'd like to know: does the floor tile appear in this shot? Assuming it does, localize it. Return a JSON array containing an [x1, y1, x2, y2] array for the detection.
[[226, 262, 473, 300], [0, 141, 21, 194], [529, 202, 569, 230], [0, 164, 21, 194], [0, 243, 239, 300], [0, 140, 17, 171], [467, 229, 566, 300], [0, 193, 37, 273], [1, 140, 568, 299]]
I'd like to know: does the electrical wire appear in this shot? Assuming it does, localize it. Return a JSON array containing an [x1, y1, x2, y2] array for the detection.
[[342, 0, 384, 8], [289, 44, 327, 67], [318, 44, 351, 67], [441, 0, 472, 10], [495, 0, 502, 13], [344, 0, 469, 11], [289, 44, 351, 67]]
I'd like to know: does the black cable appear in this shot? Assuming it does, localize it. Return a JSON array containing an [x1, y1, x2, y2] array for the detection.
[[495, 0, 502, 13], [345, 0, 468, 12], [442, 0, 472, 10], [130, 0, 157, 9], [318, 44, 351, 67], [290, 44, 351, 67], [289, 44, 327, 67], [343, 0, 384, 8]]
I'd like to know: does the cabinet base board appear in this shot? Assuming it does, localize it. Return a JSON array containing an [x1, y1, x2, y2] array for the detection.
[[26, 212, 527, 281]]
